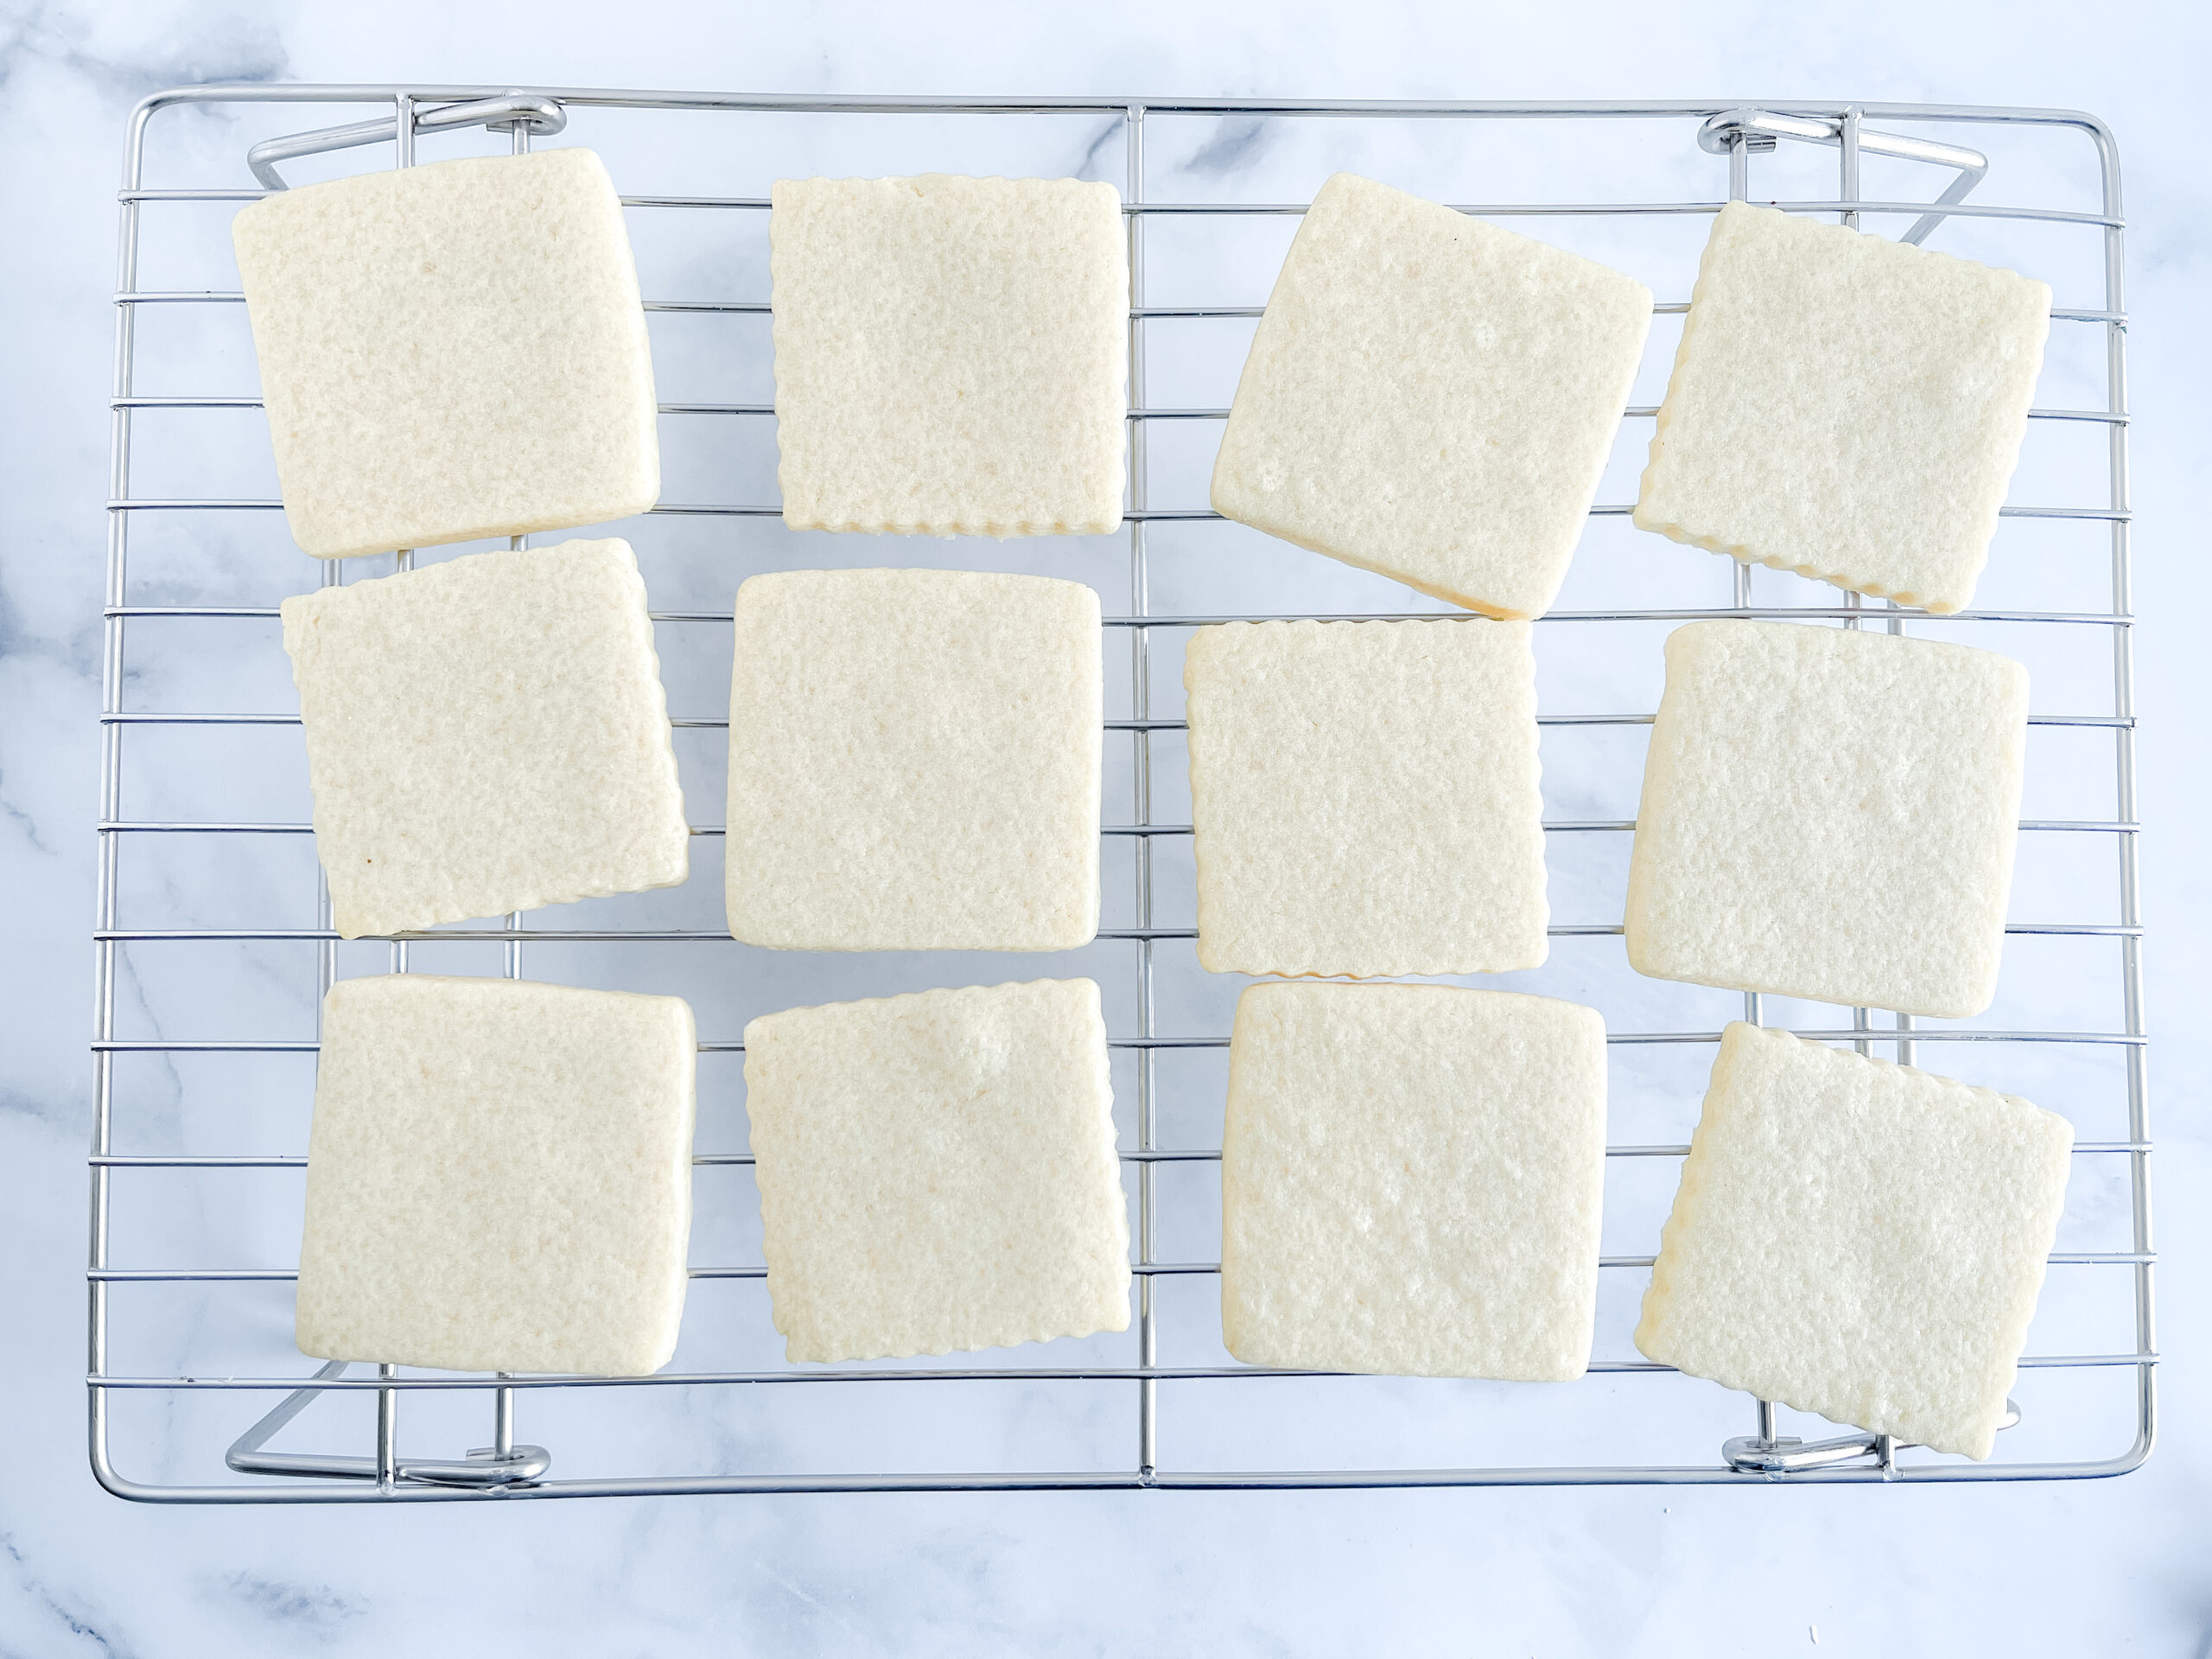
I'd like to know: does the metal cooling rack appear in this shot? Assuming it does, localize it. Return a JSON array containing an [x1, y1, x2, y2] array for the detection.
[[92, 87, 2152, 1500]]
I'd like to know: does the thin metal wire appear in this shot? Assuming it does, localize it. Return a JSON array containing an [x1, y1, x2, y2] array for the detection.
[[2103, 121, 2156, 1469], [91, 88, 2151, 1501], [87, 1245, 2153, 1285], [99, 605, 2140, 626], [1124, 102, 1162, 1484], [372, 92, 419, 1484], [101, 292, 2127, 326], [104, 396, 2130, 423], [88, 95, 141, 1489], [103, 497, 2135, 524], [495, 98, 533, 1488]]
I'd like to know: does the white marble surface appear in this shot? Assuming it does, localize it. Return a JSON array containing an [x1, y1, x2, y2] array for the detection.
[[5, 0, 2210, 1650]]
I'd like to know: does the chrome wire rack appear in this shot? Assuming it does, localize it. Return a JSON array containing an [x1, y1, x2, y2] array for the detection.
[[94, 88, 2150, 1500]]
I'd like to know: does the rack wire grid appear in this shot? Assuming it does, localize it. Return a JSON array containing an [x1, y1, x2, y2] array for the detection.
[[92, 87, 2151, 1500]]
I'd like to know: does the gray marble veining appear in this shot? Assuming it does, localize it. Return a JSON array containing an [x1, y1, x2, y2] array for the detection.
[[4, 2, 2209, 1652]]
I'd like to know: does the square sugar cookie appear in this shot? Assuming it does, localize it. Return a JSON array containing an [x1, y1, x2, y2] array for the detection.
[[1635, 201, 2050, 613], [296, 975, 697, 1376], [1624, 620, 2028, 1018], [744, 979, 1129, 1363], [1184, 618, 1546, 977], [282, 537, 690, 938], [770, 175, 1127, 537], [1211, 172, 1652, 619], [725, 568, 1101, 951], [233, 149, 659, 560], [1637, 1022, 2073, 1459], [1221, 982, 1608, 1380]]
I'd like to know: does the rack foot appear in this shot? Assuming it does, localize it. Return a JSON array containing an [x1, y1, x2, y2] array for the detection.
[[1724, 1399, 2018, 1476]]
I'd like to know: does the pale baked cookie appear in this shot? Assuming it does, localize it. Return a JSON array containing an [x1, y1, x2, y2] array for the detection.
[[1220, 982, 1608, 1380], [1624, 620, 2028, 1018], [770, 175, 1127, 536], [296, 975, 696, 1376], [724, 568, 1101, 952], [1636, 201, 2050, 613], [743, 979, 1129, 1363], [281, 537, 690, 938], [1211, 172, 1652, 619], [233, 149, 659, 559], [1183, 618, 1547, 977], [1637, 1022, 2073, 1459]]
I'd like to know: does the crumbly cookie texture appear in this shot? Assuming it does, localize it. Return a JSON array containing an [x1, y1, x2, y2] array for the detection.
[[744, 979, 1129, 1364], [724, 568, 1101, 952], [296, 975, 696, 1376], [234, 149, 658, 559], [1221, 982, 1608, 1381], [1637, 1022, 2073, 1459], [1184, 617, 1547, 977], [771, 174, 1127, 536], [1636, 200, 2050, 613], [1624, 619, 2027, 1019], [281, 537, 689, 939], [1211, 171, 1651, 618]]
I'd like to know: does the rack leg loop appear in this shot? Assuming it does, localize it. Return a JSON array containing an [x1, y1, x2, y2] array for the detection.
[[224, 1360, 552, 1489]]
